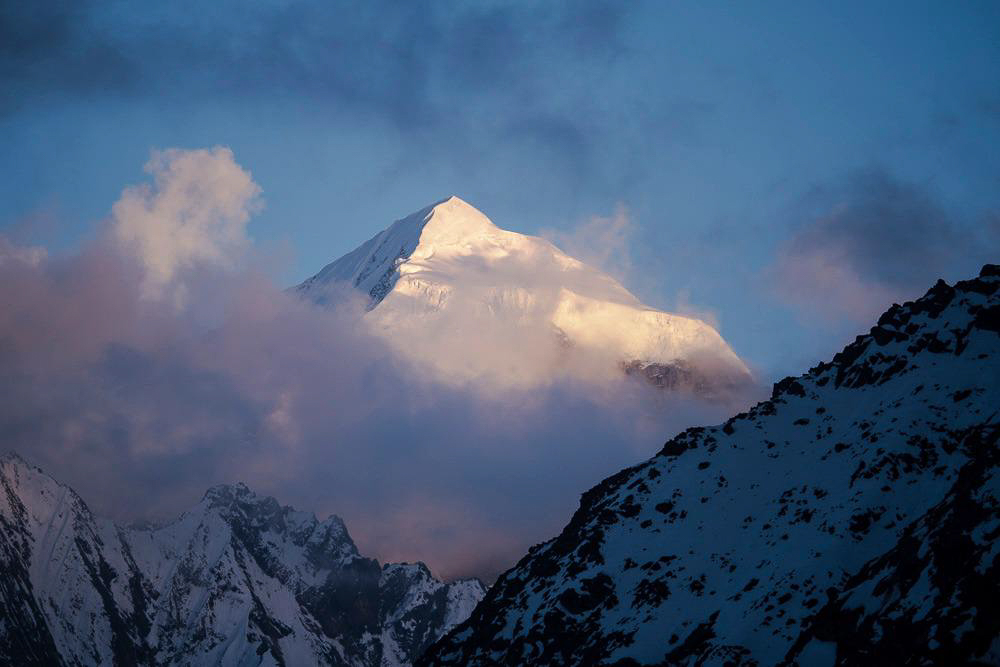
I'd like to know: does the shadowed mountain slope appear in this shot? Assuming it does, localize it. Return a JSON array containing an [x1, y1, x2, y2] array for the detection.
[[0, 458, 484, 666], [422, 265, 1000, 666]]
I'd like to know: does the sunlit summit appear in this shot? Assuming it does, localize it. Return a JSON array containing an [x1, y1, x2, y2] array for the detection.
[[295, 197, 750, 391]]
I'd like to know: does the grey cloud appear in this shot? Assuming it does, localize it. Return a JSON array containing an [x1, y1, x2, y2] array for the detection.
[[0, 0, 631, 127], [793, 170, 959, 289], [501, 114, 591, 176], [770, 168, 999, 324], [0, 1, 139, 115], [1, 1, 719, 203]]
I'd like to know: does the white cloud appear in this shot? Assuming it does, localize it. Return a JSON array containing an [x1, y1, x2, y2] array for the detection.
[[111, 146, 261, 302]]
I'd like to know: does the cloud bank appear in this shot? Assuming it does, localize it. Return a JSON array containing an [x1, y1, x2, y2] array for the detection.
[[0, 148, 752, 580]]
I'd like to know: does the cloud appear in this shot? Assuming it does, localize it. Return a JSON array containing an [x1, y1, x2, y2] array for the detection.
[[0, 1, 651, 197], [542, 203, 633, 282], [0, 1, 630, 125], [671, 288, 721, 332], [0, 148, 751, 581], [0, 236, 46, 266], [769, 168, 999, 325], [110, 146, 261, 302]]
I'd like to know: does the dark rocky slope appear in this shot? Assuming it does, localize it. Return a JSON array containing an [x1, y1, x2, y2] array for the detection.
[[422, 266, 1000, 666]]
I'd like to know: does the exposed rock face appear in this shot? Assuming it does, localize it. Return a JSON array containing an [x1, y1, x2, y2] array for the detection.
[[294, 197, 750, 391], [0, 460, 484, 666], [621, 360, 743, 398], [421, 265, 1000, 666]]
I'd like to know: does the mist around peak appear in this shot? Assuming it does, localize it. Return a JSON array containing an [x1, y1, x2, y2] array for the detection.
[[0, 149, 760, 581], [296, 197, 752, 395]]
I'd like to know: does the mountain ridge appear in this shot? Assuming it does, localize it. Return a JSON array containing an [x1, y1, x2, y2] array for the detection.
[[0, 453, 484, 666], [420, 264, 1000, 666]]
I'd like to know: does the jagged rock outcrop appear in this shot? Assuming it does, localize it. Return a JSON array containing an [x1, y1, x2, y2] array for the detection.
[[0, 458, 484, 666]]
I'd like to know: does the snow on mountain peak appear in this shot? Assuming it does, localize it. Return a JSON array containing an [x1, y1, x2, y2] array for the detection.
[[295, 198, 750, 392], [417, 195, 500, 244], [0, 457, 485, 666]]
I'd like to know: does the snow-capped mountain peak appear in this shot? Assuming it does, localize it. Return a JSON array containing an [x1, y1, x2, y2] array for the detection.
[[0, 455, 485, 666], [413, 195, 501, 246], [295, 198, 750, 391], [295, 196, 570, 309]]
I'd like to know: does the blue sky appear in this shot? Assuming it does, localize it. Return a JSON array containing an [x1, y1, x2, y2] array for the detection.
[[2, 0, 999, 377]]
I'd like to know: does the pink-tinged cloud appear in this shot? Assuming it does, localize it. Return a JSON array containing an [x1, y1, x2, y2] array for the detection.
[[111, 146, 261, 303], [0, 148, 755, 581], [769, 169, 1000, 327], [770, 244, 905, 325]]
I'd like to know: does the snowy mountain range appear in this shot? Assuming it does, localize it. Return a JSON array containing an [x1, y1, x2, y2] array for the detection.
[[294, 197, 750, 392], [7, 198, 997, 665], [421, 265, 1000, 666], [0, 458, 484, 667]]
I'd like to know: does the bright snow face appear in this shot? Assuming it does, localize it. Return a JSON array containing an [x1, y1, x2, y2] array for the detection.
[[295, 197, 750, 390]]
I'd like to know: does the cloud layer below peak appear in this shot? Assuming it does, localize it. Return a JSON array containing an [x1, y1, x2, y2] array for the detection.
[[0, 147, 751, 580]]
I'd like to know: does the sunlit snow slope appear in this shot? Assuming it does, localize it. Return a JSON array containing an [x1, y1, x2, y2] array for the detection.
[[294, 197, 749, 390]]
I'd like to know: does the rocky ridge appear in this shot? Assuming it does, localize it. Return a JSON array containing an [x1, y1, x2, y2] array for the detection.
[[0, 457, 484, 666], [421, 265, 1000, 666]]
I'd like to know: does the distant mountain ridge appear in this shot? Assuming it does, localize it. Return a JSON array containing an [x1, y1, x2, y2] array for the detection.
[[421, 265, 1000, 666], [0, 456, 484, 666], [294, 197, 750, 393]]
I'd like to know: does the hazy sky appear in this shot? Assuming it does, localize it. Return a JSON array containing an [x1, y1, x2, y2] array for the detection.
[[1, 1, 999, 578]]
